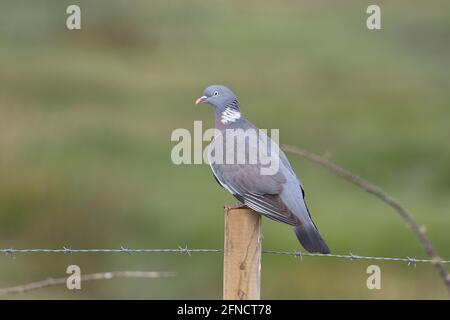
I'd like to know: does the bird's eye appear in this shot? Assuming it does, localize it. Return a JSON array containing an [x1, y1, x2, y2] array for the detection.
[[213, 91, 219, 96]]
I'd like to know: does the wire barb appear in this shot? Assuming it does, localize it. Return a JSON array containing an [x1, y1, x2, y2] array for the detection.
[[178, 245, 191, 256], [63, 246, 72, 254], [293, 250, 303, 261], [407, 256, 417, 267], [120, 246, 132, 255]]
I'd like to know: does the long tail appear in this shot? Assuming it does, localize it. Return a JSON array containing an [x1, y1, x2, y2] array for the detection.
[[293, 223, 330, 254]]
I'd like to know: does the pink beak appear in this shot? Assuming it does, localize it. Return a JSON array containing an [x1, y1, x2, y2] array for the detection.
[[195, 95, 207, 105]]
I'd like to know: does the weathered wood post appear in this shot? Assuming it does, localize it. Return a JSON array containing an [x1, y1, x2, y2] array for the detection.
[[223, 207, 261, 300]]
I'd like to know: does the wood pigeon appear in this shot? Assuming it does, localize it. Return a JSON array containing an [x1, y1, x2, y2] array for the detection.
[[196, 85, 330, 254]]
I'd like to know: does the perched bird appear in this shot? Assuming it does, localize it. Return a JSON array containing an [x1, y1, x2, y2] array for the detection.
[[195, 85, 330, 254]]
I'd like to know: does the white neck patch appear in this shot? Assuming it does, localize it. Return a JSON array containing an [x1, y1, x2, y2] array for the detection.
[[221, 107, 241, 124]]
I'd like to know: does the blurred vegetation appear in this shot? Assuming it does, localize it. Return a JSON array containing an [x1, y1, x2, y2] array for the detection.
[[0, 0, 449, 299]]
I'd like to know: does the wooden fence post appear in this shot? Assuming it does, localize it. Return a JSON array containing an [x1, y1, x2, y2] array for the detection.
[[223, 207, 261, 300]]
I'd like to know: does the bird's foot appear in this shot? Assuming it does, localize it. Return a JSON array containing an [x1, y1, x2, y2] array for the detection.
[[224, 203, 248, 211]]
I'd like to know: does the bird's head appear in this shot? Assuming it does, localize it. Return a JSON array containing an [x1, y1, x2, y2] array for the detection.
[[195, 85, 240, 113]]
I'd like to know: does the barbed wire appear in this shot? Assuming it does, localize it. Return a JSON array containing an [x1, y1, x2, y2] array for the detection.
[[1, 246, 449, 267]]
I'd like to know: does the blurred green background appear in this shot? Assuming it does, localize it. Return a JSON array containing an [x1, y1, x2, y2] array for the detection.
[[0, 0, 449, 299]]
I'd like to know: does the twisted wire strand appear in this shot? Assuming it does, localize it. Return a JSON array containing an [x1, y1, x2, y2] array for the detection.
[[1, 247, 449, 265]]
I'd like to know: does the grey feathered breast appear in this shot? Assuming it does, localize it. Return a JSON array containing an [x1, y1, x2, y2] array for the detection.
[[208, 120, 307, 226]]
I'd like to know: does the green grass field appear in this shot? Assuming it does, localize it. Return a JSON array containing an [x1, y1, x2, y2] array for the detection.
[[0, 0, 449, 299]]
